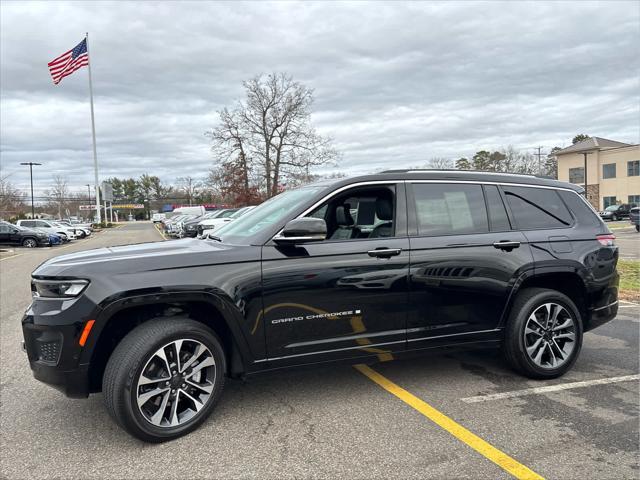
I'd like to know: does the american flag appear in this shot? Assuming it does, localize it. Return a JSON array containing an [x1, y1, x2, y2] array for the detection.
[[48, 38, 89, 85]]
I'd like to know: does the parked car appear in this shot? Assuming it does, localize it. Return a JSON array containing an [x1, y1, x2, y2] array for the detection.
[[21, 170, 619, 442], [57, 220, 91, 238], [16, 219, 76, 241], [0, 221, 49, 248], [200, 206, 256, 238], [152, 213, 166, 223], [44, 231, 64, 246], [598, 203, 636, 221], [630, 207, 639, 232], [181, 211, 224, 238]]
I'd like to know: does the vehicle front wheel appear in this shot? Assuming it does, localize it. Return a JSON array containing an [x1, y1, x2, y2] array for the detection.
[[22, 238, 37, 248], [103, 318, 226, 442], [504, 288, 583, 379], [612, 214, 619, 221]]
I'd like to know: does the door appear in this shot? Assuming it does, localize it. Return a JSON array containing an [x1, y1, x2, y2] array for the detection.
[[261, 182, 410, 365], [406, 182, 534, 347], [0, 224, 14, 244]]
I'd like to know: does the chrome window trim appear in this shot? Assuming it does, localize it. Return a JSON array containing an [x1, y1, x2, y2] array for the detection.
[[270, 179, 580, 241]]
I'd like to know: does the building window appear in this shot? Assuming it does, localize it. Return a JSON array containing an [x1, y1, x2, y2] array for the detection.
[[602, 163, 616, 179], [628, 161, 640, 177], [569, 167, 585, 184], [629, 195, 640, 206], [603, 196, 617, 209]]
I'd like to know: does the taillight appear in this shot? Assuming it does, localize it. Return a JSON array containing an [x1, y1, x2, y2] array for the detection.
[[596, 234, 615, 246]]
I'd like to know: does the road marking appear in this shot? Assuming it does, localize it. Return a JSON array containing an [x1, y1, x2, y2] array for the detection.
[[354, 364, 544, 480], [461, 374, 640, 404], [620, 300, 639, 306], [0, 253, 23, 262], [154, 223, 167, 240]]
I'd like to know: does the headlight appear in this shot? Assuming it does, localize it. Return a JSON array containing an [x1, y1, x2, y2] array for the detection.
[[32, 279, 89, 298]]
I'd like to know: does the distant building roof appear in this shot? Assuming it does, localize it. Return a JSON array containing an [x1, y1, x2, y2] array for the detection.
[[555, 137, 633, 155]]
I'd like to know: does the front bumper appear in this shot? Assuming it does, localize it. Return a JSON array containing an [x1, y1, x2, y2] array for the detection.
[[21, 298, 97, 398]]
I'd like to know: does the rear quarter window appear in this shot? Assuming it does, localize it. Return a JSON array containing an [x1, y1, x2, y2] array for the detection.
[[557, 190, 601, 226], [502, 186, 573, 230]]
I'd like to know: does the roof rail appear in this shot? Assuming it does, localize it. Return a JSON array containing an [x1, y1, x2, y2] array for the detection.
[[379, 169, 536, 177]]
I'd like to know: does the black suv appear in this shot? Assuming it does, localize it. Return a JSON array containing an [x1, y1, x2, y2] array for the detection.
[[599, 203, 636, 221], [0, 221, 50, 247], [22, 171, 619, 442]]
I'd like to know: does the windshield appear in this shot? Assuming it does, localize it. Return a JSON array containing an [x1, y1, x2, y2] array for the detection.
[[229, 207, 253, 219], [214, 187, 325, 243], [604, 205, 618, 211]]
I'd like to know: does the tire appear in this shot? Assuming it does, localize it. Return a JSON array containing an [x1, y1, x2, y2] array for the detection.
[[612, 214, 618, 221], [504, 288, 583, 379], [103, 318, 226, 442], [22, 238, 37, 248], [635, 225, 639, 233]]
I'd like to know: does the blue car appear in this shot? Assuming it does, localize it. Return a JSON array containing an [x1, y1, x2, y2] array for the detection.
[[43, 231, 63, 246]]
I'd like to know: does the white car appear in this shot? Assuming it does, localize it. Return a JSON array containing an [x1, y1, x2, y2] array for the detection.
[[197, 207, 255, 237], [57, 220, 92, 238], [16, 219, 76, 241], [152, 213, 166, 223]]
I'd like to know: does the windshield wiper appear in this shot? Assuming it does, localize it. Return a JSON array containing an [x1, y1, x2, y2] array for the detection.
[[206, 234, 222, 242]]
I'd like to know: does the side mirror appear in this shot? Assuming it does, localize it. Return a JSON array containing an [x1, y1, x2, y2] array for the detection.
[[274, 218, 327, 245]]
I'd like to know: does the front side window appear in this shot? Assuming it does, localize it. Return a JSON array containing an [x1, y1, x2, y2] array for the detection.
[[411, 183, 488, 236], [503, 186, 572, 230], [603, 196, 617, 209], [0, 224, 9, 233], [602, 163, 616, 179], [628, 161, 640, 177], [306, 185, 396, 240], [569, 167, 585, 184], [21, 221, 35, 228]]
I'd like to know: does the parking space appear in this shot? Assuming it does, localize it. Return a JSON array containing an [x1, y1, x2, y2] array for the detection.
[[1, 222, 638, 479]]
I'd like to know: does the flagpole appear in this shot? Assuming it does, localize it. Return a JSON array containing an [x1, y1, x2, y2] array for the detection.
[[85, 32, 101, 223]]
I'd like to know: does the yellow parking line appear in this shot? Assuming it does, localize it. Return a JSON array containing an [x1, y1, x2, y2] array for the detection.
[[154, 223, 167, 240], [354, 364, 544, 480], [0, 253, 23, 262]]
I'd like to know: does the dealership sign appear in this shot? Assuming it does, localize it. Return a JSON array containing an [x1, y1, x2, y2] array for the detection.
[[79, 205, 98, 210], [112, 204, 145, 209]]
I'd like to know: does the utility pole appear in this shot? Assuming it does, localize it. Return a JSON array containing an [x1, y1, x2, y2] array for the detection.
[[20, 162, 42, 219], [534, 146, 545, 174], [581, 151, 593, 204]]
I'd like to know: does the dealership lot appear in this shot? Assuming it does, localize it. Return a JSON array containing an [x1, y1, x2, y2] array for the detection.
[[1, 222, 638, 479]]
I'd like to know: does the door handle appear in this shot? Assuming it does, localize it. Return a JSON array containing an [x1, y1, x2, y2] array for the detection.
[[367, 247, 402, 258], [493, 240, 520, 251]]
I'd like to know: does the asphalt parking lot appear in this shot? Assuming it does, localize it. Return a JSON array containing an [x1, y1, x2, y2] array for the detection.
[[1, 222, 638, 479]]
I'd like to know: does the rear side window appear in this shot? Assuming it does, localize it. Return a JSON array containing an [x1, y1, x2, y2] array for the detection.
[[483, 185, 511, 231], [411, 183, 488, 236], [557, 190, 600, 226], [21, 221, 35, 227], [503, 186, 573, 230]]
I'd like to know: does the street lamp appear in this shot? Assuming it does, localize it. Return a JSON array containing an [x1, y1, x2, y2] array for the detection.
[[20, 162, 42, 219]]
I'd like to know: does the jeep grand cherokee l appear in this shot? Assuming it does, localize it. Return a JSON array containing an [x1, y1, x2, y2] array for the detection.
[[22, 170, 619, 442]]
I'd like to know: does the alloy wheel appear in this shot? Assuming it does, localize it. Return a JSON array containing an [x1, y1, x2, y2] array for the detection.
[[23, 239, 37, 248], [136, 339, 216, 427], [523, 302, 576, 369]]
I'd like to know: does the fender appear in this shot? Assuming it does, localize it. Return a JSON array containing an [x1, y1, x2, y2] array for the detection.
[[497, 263, 591, 329], [79, 288, 257, 370]]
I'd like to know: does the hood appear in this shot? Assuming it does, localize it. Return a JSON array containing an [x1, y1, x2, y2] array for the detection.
[[33, 238, 260, 278]]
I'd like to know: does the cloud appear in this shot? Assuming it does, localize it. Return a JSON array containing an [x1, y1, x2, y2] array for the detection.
[[1, 0, 638, 194]]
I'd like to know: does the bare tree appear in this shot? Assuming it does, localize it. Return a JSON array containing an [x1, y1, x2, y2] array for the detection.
[[0, 173, 26, 219], [208, 73, 339, 198], [176, 176, 201, 206], [426, 157, 454, 169], [46, 175, 69, 219]]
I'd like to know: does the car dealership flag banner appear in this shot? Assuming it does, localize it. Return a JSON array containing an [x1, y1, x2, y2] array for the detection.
[[47, 38, 89, 85], [47, 34, 102, 222]]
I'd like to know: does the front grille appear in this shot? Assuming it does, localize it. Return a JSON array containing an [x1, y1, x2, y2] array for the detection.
[[35, 331, 63, 364]]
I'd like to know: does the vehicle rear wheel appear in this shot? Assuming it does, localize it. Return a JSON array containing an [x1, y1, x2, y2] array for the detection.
[[22, 238, 37, 248], [504, 288, 583, 379], [103, 318, 226, 442]]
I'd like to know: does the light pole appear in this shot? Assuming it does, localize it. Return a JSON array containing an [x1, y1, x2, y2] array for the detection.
[[20, 162, 42, 219]]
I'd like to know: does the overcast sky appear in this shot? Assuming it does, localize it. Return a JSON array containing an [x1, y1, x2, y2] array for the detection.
[[1, 1, 638, 194]]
